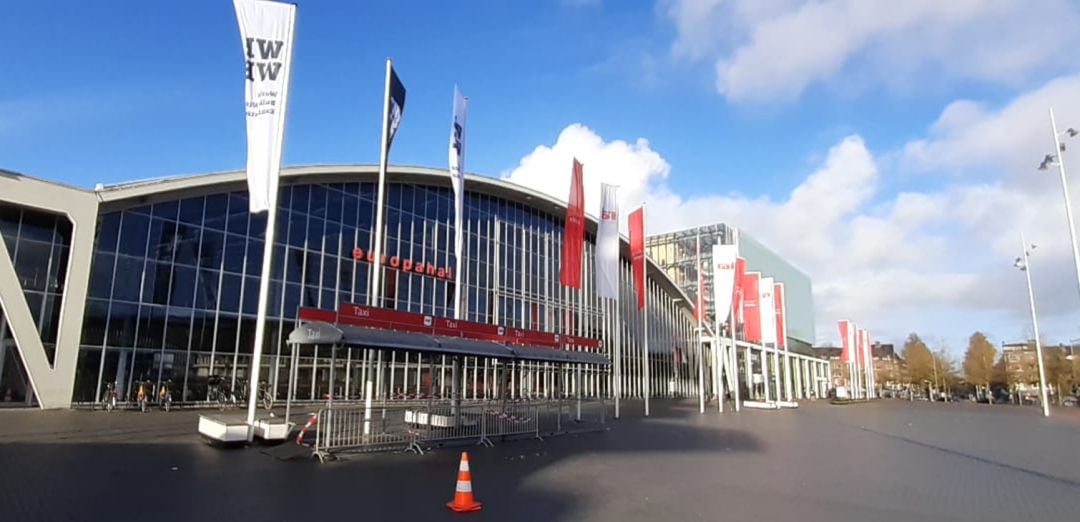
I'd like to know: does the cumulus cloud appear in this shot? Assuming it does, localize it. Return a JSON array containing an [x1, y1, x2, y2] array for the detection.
[[662, 0, 1080, 102], [503, 102, 1080, 348]]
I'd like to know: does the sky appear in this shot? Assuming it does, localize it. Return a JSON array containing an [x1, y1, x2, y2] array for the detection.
[[6, 0, 1080, 358]]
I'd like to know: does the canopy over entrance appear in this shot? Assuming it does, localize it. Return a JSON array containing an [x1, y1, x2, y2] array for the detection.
[[288, 321, 609, 366]]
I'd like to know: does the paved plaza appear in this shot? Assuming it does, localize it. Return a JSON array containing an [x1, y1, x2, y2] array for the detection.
[[1, 400, 1079, 521]]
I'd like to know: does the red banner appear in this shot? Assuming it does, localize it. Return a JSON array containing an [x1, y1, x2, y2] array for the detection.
[[741, 272, 761, 343], [838, 320, 852, 363], [560, 158, 585, 288], [774, 282, 786, 348], [857, 328, 867, 367], [332, 303, 601, 349], [732, 257, 746, 334], [629, 206, 646, 309]]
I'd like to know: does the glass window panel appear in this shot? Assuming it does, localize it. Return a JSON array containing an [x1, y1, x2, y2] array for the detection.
[[118, 212, 150, 257], [152, 201, 179, 221], [245, 239, 264, 276], [106, 302, 138, 347], [97, 213, 121, 254], [13, 240, 50, 291], [138, 305, 166, 350], [88, 252, 115, 299], [178, 197, 205, 224], [112, 256, 144, 302], [171, 266, 196, 308], [17, 209, 57, 243], [195, 269, 219, 310], [199, 229, 223, 269], [215, 315, 239, 353], [327, 189, 343, 223], [242, 276, 259, 315], [287, 211, 306, 248], [249, 212, 267, 241], [174, 224, 199, 267], [220, 274, 242, 313], [291, 185, 310, 214], [223, 234, 246, 274], [310, 186, 328, 218], [283, 283, 301, 318], [143, 261, 171, 305], [165, 307, 192, 351], [204, 194, 228, 230], [227, 194, 250, 236]]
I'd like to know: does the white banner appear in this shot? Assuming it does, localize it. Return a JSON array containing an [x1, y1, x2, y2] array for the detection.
[[449, 86, 467, 317], [759, 276, 777, 346], [596, 183, 620, 301], [234, 0, 295, 213], [712, 243, 738, 323]]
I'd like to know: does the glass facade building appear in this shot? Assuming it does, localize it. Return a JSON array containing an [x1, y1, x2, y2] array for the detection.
[[646, 223, 816, 350], [0, 166, 708, 408]]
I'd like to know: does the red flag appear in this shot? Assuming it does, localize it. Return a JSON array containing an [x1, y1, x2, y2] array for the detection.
[[559, 159, 585, 288], [774, 283, 786, 348], [741, 272, 761, 342], [857, 328, 867, 367], [838, 320, 852, 363], [732, 257, 746, 333], [629, 206, 646, 309]]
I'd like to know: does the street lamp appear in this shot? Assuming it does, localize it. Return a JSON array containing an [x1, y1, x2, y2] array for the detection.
[[1040, 108, 1080, 310], [1015, 233, 1051, 417]]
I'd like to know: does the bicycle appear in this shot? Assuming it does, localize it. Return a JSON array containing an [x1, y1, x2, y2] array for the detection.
[[158, 379, 173, 412], [101, 382, 118, 412], [135, 380, 150, 413]]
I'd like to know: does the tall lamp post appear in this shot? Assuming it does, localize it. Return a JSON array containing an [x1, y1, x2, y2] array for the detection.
[[1015, 233, 1051, 417], [1041, 108, 1080, 305]]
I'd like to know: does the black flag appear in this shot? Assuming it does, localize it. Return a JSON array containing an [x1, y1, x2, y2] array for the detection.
[[386, 65, 407, 151]]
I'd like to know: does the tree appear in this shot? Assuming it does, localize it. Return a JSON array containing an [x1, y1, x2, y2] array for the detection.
[[902, 333, 934, 392], [962, 332, 997, 402], [1042, 345, 1074, 404], [933, 349, 959, 399]]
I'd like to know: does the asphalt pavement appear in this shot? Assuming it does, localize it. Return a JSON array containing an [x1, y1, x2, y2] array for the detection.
[[1, 399, 1078, 522]]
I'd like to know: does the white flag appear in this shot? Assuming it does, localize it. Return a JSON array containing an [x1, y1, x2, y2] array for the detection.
[[449, 86, 467, 317], [759, 276, 777, 346], [712, 243, 738, 323], [596, 183, 620, 301], [234, 0, 295, 213]]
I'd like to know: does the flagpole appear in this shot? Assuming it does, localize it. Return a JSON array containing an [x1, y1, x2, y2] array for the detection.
[[244, 5, 295, 440], [781, 286, 792, 402], [370, 58, 392, 308], [643, 205, 650, 417], [452, 91, 467, 321], [696, 232, 705, 414]]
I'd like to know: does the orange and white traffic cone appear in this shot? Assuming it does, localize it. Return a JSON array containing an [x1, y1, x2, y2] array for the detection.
[[446, 451, 482, 512]]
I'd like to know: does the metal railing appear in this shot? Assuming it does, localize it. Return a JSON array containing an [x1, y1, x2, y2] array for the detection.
[[311, 398, 609, 461]]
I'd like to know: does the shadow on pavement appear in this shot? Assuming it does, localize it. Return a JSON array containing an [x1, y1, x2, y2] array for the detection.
[[0, 399, 762, 521]]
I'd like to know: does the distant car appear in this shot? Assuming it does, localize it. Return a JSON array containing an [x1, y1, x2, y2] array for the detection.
[[1063, 396, 1078, 407]]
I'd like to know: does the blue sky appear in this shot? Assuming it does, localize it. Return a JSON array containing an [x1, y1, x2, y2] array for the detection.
[[7, 0, 1080, 356]]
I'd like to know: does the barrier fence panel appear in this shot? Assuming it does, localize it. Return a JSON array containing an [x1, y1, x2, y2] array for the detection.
[[310, 398, 611, 460]]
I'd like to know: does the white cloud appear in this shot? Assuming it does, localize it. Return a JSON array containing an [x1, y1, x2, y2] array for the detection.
[[663, 0, 1080, 102], [503, 101, 1080, 350]]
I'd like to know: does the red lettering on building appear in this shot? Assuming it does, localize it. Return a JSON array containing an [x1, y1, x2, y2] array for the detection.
[[350, 247, 453, 281]]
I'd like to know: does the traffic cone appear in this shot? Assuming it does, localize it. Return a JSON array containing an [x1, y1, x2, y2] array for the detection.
[[446, 451, 482, 512]]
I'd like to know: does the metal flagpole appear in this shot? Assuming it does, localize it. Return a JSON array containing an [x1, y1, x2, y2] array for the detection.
[[730, 313, 739, 411], [643, 206, 651, 417], [696, 232, 705, 414], [244, 10, 294, 440], [370, 58, 393, 307]]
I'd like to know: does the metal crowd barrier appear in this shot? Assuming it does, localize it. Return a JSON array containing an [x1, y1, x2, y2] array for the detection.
[[310, 398, 609, 460]]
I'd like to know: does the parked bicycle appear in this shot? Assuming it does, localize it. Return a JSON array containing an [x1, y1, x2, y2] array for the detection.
[[158, 379, 173, 412], [101, 381, 118, 412], [135, 379, 150, 413]]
